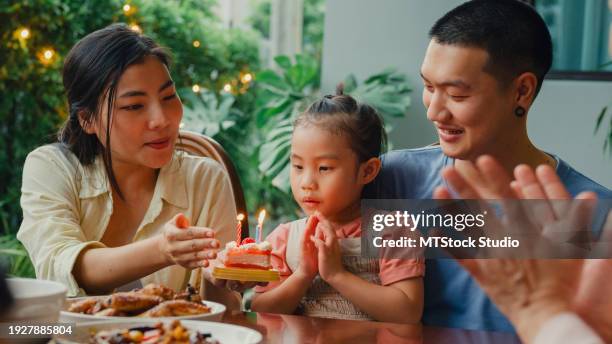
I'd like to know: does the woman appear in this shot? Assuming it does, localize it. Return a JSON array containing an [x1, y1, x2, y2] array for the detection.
[[17, 23, 241, 307]]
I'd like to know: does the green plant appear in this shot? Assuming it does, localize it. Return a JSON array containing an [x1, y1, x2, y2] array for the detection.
[[256, 55, 321, 196], [181, 88, 239, 137], [247, 0, 325, 61], [0, 235, 35, 278], [248, 0, 270, 39], [595, 106, 612, 156], [302, 0, 325, 60]]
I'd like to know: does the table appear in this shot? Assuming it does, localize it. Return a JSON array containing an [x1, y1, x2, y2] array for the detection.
[[221, 311, 522, 344]]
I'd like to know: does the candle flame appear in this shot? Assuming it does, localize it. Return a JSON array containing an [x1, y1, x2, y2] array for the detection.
[[257, 209, 266, 225], [237, 213, 245, 221]]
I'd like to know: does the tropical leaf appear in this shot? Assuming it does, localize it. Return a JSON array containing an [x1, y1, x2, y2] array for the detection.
[[594, 106, 612, 156], [274, 55, 292, 71], [181, 88, 237, 138], [0, 235, 35, 278], [254, 54, 320, 131], [595, 106, 607, 133], [256, 97, 293, 128], [255, 70, 290, 94], [344, 69, 412, 120], [258, 118, 293, 177]]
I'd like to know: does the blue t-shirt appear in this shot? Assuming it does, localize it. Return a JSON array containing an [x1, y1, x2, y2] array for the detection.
[[365, 146, 611, 332]]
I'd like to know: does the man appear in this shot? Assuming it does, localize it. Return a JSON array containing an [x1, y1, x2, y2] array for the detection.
[[366, 0, 611, 332]]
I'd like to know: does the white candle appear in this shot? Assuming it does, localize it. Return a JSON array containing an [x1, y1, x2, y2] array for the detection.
[[256, 209, 266, 243]]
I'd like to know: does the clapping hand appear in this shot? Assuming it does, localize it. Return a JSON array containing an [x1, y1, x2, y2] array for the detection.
[[311, 216, 345, 283]]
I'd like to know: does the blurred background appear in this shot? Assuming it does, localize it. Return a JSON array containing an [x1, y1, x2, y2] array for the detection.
[[1, 0, 611, 278]]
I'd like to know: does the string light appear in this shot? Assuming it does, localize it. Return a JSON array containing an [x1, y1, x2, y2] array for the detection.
[[122, 3, 136, 16], [37, 47, 56, 65], [192, 84, 201, 93], [129, 24, 142, 33], [223, 83, 232, 93], [192, 40, 200, 48], [19, 28, 30, 39], [241, 73, 253, 84], [13, 27, 31, 42]]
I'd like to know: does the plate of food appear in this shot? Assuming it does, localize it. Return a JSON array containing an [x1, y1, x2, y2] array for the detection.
[[53, 318, 262, 344], [212, 238, 280, 282], [60, 283, 225, 323]]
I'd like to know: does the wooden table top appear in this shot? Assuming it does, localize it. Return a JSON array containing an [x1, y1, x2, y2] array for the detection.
[[221, 310, 522, 344]]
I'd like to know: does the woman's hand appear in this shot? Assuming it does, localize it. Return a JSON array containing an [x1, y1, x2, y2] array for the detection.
[[296, 215, 320, 280], [157, 213, 220, 269], [201, 255, 268, 292], [311, 219, 346, 284]]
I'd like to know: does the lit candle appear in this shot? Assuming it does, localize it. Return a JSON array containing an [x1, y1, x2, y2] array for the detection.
[[236, 213, 245, 244], [256, 209, 266, 243]]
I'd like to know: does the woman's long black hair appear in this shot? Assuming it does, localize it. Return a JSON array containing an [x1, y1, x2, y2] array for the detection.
[[58, 23, 171, 199]]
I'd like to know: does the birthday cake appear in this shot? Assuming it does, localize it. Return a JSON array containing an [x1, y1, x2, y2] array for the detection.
[[223, 238, 272, 270]]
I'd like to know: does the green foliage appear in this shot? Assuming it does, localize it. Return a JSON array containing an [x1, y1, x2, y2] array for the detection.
[[0, 0, 259, 250], [134, 0, 260, 91], [248, 0, 270, 39], [181, 88, 238, 137], [343, 69, 413, 132], [595, 106, 612, 156], [247, 0, 325, 61], [0, 235, 35, 278], [256, 55, 320, 195], [302, 0, 325, 60], [1, 0, 125, 236]]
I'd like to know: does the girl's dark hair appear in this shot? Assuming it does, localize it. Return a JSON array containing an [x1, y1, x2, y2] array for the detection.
[[294, 84, 387, 163], [58, 23, 171, 199]]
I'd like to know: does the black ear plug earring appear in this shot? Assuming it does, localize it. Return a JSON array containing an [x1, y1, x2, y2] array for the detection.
[[514, 106, 526, 117]]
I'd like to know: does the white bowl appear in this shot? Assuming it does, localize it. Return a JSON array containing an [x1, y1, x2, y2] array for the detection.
[[60, 296, 226, 323], [5, 278, 67, 322], [55, 318, 262, 343]]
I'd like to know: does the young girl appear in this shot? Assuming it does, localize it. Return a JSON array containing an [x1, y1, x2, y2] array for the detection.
[[251, 89, 424, 323], [17, 24, 248, 306]]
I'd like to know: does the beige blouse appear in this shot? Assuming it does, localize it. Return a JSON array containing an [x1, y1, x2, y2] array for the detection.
[[17, 144, 236, 297]]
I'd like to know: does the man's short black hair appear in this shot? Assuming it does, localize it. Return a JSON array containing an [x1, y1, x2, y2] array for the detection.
[[429, 0, 552, 96]]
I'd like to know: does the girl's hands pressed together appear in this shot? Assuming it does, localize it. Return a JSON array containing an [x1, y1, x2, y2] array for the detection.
[[312, 218, 346, 284], [157, 213, 220, 269], [296, 214, 320, 280]]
